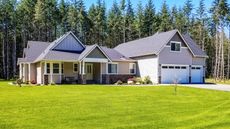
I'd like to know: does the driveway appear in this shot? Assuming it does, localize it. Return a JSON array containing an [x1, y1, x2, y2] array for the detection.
[[181, 84, 230, 92]]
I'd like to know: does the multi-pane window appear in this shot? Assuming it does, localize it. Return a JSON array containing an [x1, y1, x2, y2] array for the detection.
[[129, 63, 136, 74], [53, 63, 59, 74], [46, 63, 50, 73], [171, 42, 181, 52], [73, 63, 78, 72], [108, 63, 118, 74]]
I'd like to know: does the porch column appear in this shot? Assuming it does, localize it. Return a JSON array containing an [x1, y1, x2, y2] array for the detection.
[[28, 63, 31, 82], [79, 61, 82, 74], [81, 61, 86, 84], [100, 63, 102, 83], [105, 62, 109, 84], [50, 62, 53, 84], [22, 63, 26, 82], [19, 63, 22, 79], [59, 62, 62, 83]]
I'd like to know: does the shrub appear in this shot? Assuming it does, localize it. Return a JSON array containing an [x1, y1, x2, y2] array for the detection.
[[127, 78, 134, 84], [16, 79, 23, 87], [50, 82, 56, 85], [134, 77, 143, 84], [31, 80, 36, 84], [143, 76, 152, 84], [115, 80, 123, 85]]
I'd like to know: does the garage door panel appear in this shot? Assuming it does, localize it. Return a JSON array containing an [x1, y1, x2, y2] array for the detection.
[[191, 66, 203, 83], [161, 65, 189, 84]]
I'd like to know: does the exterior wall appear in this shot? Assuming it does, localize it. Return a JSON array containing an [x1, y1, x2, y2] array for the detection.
[[134, 55, 159, 83], [30, 63, 36, 82], [102, 74, 135, 84], [159, 47, 193, 65], [192, 57, 206, 65], [36, 63, 42, 84], [63, 62, 78, 78], [166, 32, 187, 47], [53, 34, 84, 52]]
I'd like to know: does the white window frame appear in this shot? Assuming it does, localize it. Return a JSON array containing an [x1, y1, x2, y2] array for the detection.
[[129, 63, 136, 74], [53, 63, 60, 74], [170, 41, 181, 52], [107, 63, 118, 74], [73, 63, 78, 73]]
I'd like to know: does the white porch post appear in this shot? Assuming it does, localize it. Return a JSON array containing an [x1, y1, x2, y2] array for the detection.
[[28, 63, 31, 82], [79, 61, 82, 74], [22, 63, 26, 82], [82, 61, 85, 74], [100, 63, 102, 83], [105, 62, 108, 74], [19, 63, 22, 79], [50, 62, 53, 84], [44, 62, 47, 74], [59, 62, 62, 83]]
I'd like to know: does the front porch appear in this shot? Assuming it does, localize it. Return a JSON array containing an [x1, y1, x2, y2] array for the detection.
[[40, 60, 108, 85]]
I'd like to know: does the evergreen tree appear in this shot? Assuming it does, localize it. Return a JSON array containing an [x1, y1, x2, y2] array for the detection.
[[135, 1, 144, 38], [159, 1, 172, 32], [143, 0, 156, 36], [125, 0, 135, 41], [58, 0, 69, 35], [183, 0, 193, 29]]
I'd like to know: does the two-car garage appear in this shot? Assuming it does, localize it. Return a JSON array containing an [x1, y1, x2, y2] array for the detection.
[[161, 64, 203, 84]]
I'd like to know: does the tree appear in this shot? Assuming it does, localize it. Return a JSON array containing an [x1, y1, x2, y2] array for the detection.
[[125, 0, 135, 41], [135, 1, 144, 38], [143, 0, 156, 36], [58, 0, 69, 35], [183, 0, 193, 28], [159, 1, 172, 32]]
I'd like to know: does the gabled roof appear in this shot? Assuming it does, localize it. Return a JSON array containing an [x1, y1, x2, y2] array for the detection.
[[115, 30, 178, 57], [52, 31, 85, 52], [115, 29, 208, 58], [182, 33, 208, 58], [101, 47, 135, 62], [78, 44, 112, 62]]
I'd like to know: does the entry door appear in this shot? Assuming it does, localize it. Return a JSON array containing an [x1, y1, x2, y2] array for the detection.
[[85, 63, 93, 80]]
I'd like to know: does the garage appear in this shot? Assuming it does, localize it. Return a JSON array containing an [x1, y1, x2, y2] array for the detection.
[[161, 65, 189, 84], [191, 66, 203, 83]]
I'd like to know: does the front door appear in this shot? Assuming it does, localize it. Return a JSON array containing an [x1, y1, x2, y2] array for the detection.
[[85, 63, 93, 80]]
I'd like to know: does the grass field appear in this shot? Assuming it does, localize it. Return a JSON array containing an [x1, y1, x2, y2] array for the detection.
[[0, 82, 230, 129]]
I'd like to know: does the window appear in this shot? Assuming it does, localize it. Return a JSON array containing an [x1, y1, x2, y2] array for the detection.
[[129, 63, 136, 74], [108, 63, 118, 74], [46, 63, 50, 74], [171, 42, 181, 52], [169, 66, 174, 69], [181, 66, 187, 69], [73, 63, 78, 73], [175, 66, 180, 69], [162, 66, 168, 69], [61, 63, 64, 73], [53, 63, 59, 74]]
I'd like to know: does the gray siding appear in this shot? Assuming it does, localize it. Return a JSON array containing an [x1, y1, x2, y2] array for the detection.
[[159, 47, 193, 65], [53, 34, 84, 52], [86, 47, 107, 59], [192, 57, 206, 65], [166, 32, 187, 47]]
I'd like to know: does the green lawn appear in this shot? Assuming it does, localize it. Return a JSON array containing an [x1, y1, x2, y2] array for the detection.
[[0, 82, 230, 129]]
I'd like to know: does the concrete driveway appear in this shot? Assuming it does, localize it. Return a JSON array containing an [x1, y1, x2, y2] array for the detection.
[[181, 84, 230, 92]]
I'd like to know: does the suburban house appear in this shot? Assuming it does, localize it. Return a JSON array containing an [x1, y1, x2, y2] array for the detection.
[[18, 29, 208, 84]]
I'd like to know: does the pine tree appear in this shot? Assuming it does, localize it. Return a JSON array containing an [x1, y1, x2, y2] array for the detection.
[[58, 0, 69, 35], [159, 1, 172, 32], [135, 1, 144, 38], [183, 0, 193, 28], [143, 0, 156, 36], [125, 0, 135, 41]]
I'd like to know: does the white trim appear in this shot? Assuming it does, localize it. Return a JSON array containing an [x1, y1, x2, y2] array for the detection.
[[129, 63, 136, 74], [100, 63, 102, 83], [170, 41, 181, 52], [79, 61, 82, 74], [107, 62, 118, 74], [28, 63, 31, 81], [80, 45, 112, 62], [50, 62, 53, 83], [83, 58, 108, 63], [82, 61, 85, 74]]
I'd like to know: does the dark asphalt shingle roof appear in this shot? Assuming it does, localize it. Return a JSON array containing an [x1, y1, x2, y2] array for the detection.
[[182, 33, 208, 57], [115, 29, 207, 58], [114, 30, 177, 57]]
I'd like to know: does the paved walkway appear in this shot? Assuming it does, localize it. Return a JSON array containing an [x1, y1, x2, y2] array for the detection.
[[181, 84, 230, 92]]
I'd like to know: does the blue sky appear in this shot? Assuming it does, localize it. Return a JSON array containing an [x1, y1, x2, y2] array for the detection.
[[84, 0, 213, 12]]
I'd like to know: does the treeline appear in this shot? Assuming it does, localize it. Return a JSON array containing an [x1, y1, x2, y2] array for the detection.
[[0, 0, 229, 80]]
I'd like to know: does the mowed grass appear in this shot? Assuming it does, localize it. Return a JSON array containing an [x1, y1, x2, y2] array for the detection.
[[0, 82, 230, 129]]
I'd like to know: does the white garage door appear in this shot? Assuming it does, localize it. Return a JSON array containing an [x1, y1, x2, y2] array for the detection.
[[191, 66, 203, 83], [161, 65, 189, 84]]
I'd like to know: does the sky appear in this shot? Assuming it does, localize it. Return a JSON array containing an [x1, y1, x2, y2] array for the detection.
[[84, 0, 213, 12]]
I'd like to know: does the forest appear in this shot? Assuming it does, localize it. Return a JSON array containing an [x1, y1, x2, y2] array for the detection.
[[0, 0, 229, 80]]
